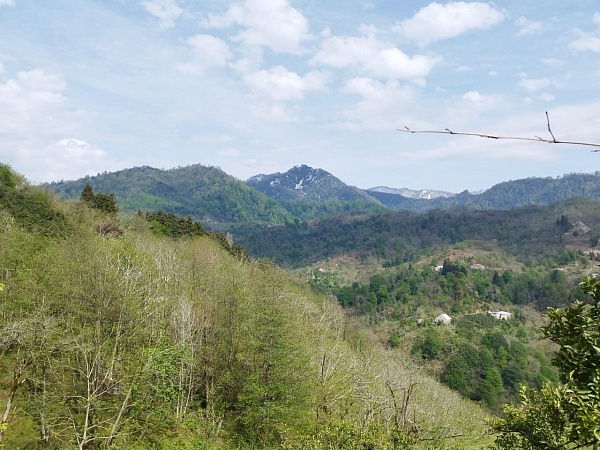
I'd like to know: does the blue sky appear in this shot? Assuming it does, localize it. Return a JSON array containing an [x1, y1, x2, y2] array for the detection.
[[1, 0, 600, 192]]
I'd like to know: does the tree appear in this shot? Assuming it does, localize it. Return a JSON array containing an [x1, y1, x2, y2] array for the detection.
[[79, 183, 119, 215], [489, 277, 600, 449], [80, 183, 94, 203]]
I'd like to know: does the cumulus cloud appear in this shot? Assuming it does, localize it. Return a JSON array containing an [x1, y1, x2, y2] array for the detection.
[[0, 69, 65, 130], [394, 2, 504, 46], [339, 77, 417, 130], [569, 13, 600, 52], [0, 69, 117, 183], [204, 0, 310, 54], [38, 139, 109, 181], [242, 66, 329, 101], [176, 34, 232, 74], [0, 0, 15, 6], [514, 16, 542, 36], [311, 33, 439, 82], [569, 32, 600, 52], [141, 0, 182, 29]]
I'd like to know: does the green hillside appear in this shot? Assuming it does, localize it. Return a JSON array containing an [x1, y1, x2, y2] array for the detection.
[[0, 164, 489, 449], [47, 164, 293, 225]]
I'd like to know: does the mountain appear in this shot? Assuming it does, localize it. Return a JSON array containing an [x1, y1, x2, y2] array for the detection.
[[367, 186, 455, 199], [365, 172, 600, 212], [45, 163, 600, 227], [46, 164, 292, 225], [246, 164, 376, 202]]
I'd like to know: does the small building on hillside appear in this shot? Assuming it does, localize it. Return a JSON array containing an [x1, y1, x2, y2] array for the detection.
[[488, 310, 511, 320], [470, 264, 485, 270], [434, 313, 452, 325]]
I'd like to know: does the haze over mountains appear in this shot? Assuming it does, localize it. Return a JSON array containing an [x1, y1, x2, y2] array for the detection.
[[47, 163, 600, 225]]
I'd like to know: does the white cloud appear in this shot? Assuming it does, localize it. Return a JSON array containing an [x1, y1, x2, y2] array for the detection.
[[394, 2, 504, 46], [176, 34, 231, 74], [0, 0, 15, 6], [461, 90, 503, 111], [569, 33, 600, 52], [518, 76, 551, 91], [0, 69, 117, 183], [514, 16, 542, 36], [204, 0, 310, 54], [311, 33, 439, 82], [38, 139, 109, 181], [339, 77, 417, 130], [242, 66, 329, 101], [569, 14, 600, 52], [0, 69, 65, 130], [141, 0, 182, 29]]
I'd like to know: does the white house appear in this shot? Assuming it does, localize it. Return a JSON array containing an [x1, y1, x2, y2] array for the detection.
[[434, 313, 452, 324], [488, 311, 511, 320]]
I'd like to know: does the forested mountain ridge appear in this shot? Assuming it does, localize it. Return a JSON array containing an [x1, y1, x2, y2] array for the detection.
[[366, 172, 600, 212], [47, 164, 293, 225], [0, 164, 490, 449], [47, 164, 600, 225], [232, 197, 600, 268]]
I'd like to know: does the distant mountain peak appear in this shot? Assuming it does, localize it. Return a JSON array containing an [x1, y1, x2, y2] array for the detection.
[[246, 165, 375, 203], [367, 186, 455, 200]]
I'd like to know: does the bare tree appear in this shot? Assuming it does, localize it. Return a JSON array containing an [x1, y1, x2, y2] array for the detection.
[[400, 112, 600, 149]]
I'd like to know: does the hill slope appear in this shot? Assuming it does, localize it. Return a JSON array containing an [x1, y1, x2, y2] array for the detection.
[[1, 165, 489, 449], [47, 164, 293, 225]]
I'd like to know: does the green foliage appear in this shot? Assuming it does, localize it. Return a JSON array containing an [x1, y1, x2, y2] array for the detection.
[[0, 163, 18, 190], [131, 338, 186, 433], [490, 277, 600, 449], [388, 331, 401, 348], [144, 210, 204, 238], [540, 277, 600, 445], [489, 385, 571, 450], [79, 182, 119, 214], [413, 328, 444, 360], [0, 166, 70, 237]]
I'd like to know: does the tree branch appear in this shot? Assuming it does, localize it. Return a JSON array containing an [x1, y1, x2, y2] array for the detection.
[[400, 112, 600, 150]]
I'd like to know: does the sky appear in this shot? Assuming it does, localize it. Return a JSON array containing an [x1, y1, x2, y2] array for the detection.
[[1, 0, 600, 193]]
